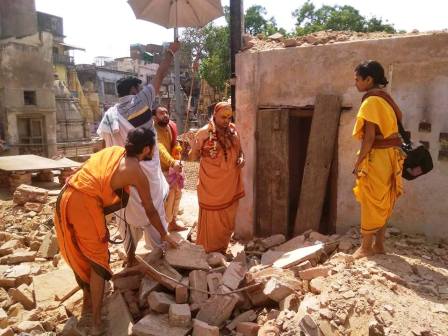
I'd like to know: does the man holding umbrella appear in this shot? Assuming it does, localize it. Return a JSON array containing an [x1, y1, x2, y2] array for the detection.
[[97, 42, 180, 265]]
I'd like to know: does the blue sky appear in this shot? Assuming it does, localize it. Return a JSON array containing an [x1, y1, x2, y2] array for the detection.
[[35, 0, 448, 64]]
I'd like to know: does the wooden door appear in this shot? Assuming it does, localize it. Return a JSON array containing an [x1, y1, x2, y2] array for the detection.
[[256, 109, 289, 236]]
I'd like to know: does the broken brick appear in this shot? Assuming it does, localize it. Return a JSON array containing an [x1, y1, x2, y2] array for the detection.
[[236, 322, 260, 336], [175, 278, 189, 304], [9, 284, 35, 310], [169, 304, 191, 328], [263, 278, 301, 303], [193, 319, 219, 336], [24, 202, 43, 213], [189, 270, 208, 305], [227, 309, 257, 330], [37, 232, 59, 259], [0, 327, 13, 336], [148, 291, 175, 313], [196, 294, 239, 326], [222, 261, 246, 290], [298, 266, 331, 281], [113, 274, 141, 291], [138, 277, 161, 307], [310, 277, 325, 294], [207, 273, 223, 295], [260, 235, 286, 250], [13, 185, 48, 205]]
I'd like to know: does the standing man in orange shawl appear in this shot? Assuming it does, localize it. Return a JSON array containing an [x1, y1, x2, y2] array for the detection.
[[189, 102, 245, 253], [352, 60, 405, 259], [153, 105, 186, 232], [54, 127, 178, 335]]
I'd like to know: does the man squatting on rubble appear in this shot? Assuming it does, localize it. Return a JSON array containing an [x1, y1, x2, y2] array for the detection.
[[97, 42, 182, 265]]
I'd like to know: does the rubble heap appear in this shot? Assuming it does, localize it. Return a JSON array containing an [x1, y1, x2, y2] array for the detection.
[[242, 30, 448, 52], [0, 184, 447, 336]]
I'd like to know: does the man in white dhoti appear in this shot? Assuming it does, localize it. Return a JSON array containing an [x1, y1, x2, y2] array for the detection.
[[97, 42, 180, 262]]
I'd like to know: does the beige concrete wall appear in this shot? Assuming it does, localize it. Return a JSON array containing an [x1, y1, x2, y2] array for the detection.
[[236, 32, 448, 240], [0, 32, 57, 157]]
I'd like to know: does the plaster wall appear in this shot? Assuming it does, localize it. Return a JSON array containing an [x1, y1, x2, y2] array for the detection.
[[235, 33, 448, 239]]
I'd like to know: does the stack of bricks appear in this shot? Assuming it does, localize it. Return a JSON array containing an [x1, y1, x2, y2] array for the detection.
[[9, 172, 32, 193], [36, 170, 54, 182], [58, 169, 75, 186]]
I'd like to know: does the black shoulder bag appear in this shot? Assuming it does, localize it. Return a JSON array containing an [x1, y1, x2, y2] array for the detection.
[[397, 121, 433, 180]]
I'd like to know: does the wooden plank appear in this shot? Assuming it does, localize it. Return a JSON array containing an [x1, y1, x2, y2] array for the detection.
[[256, 109, 289, 236], [294, 95, 341, 235]]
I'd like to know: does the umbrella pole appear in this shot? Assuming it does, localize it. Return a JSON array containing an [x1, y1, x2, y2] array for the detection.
[[174, 27, 183, 134]]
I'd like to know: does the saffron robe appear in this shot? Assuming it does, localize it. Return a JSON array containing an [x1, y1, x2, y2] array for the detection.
[[54, 146, 128, 286], [353, 95, 405, 234], [196, 125, 245, 253]]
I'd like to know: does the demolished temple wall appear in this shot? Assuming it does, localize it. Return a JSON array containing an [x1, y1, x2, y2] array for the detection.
[[235, 32, 448, 240]]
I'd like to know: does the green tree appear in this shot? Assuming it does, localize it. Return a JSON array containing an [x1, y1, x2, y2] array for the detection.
[[245, 5, 286, 36], [293, 1, 396, 35]]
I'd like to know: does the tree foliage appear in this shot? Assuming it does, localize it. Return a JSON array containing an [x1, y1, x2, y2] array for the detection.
[[293, 1, 395, 35], [245, 5, 286, 36]]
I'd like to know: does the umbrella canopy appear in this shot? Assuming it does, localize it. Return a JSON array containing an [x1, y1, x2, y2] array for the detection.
[[128, 0, 224, 28]]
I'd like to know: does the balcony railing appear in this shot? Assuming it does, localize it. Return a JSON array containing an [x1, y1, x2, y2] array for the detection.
[[53, 53, 74, 66]]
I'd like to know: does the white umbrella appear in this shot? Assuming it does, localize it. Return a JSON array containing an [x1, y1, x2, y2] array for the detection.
[[128, 0, 224, 29], [127, 0, 224, 133]]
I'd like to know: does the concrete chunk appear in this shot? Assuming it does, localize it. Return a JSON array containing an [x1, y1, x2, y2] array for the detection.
[[0, 240, 22, 257], [227, 310, 257, 330], [196, 294, 239, 326], [132, 313, 190, 336], [138, 277, 161, 307], [222, 261, 246, 290], [1, 250, 36, 265], [274, 235, 306, 253], [37, 232, 59, 259], [169, 304, 191, 328], [15, 321, 44, 333], [148, 291, 175, 313], [113, 274, 141, 291], [13, 184, 48, 205], [263, 278, 302, 303], [298, 266, 331, 281], [236, 322, 260, 336], [193, 319, 219, 336], [9, 284, 35, 309], [107, 292, 133, 336], [175, 278, 189, 304], [165, 241, 210, 271], [273, 244, 323, 269], [34, 267, 78, 309], [189, 270, 208, 305]]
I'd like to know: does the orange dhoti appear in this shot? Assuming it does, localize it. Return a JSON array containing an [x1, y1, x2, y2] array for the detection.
[[55, 187, 112, 286], [196, 131, 245, 253], [54, 146, 128, 287]]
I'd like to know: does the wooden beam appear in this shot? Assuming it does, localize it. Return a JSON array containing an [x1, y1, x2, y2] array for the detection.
[[293, 95, 341, 235]]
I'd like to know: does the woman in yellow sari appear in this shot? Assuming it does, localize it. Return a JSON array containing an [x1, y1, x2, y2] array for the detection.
[[352, 60, 405, 259]]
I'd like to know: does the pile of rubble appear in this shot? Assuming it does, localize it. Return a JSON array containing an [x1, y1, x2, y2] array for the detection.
[[242, 30, 447, 52], [0, 184, 67, 335], [1, 183, 447, 336]]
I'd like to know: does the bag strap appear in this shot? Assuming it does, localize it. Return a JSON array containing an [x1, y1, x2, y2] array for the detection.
[[362, 90, 411, 146]]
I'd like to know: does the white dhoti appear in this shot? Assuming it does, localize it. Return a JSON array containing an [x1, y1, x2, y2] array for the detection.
[[97, 106, 169, 252]]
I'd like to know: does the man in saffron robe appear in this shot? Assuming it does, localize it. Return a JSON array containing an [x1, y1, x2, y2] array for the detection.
[[189, 102, 245, 253], [54, 128, 178, 335], [352, 60, 405, 259], [153, 105, 186, 231]]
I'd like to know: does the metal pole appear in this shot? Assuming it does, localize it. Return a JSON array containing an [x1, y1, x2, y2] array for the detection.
[[174, 28, 183, 133], [230, 0, 244, 112]]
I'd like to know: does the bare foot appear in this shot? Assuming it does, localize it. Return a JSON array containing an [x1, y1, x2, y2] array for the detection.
[[168, 220, 187, 232], [352, 246, 374, 259], [373, 244, 386, 255]]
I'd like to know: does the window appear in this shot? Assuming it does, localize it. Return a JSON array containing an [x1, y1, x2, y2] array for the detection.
[[17, 117, 46, 155], [104, 82, 116, 95], [24, 91, 37, 106]]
